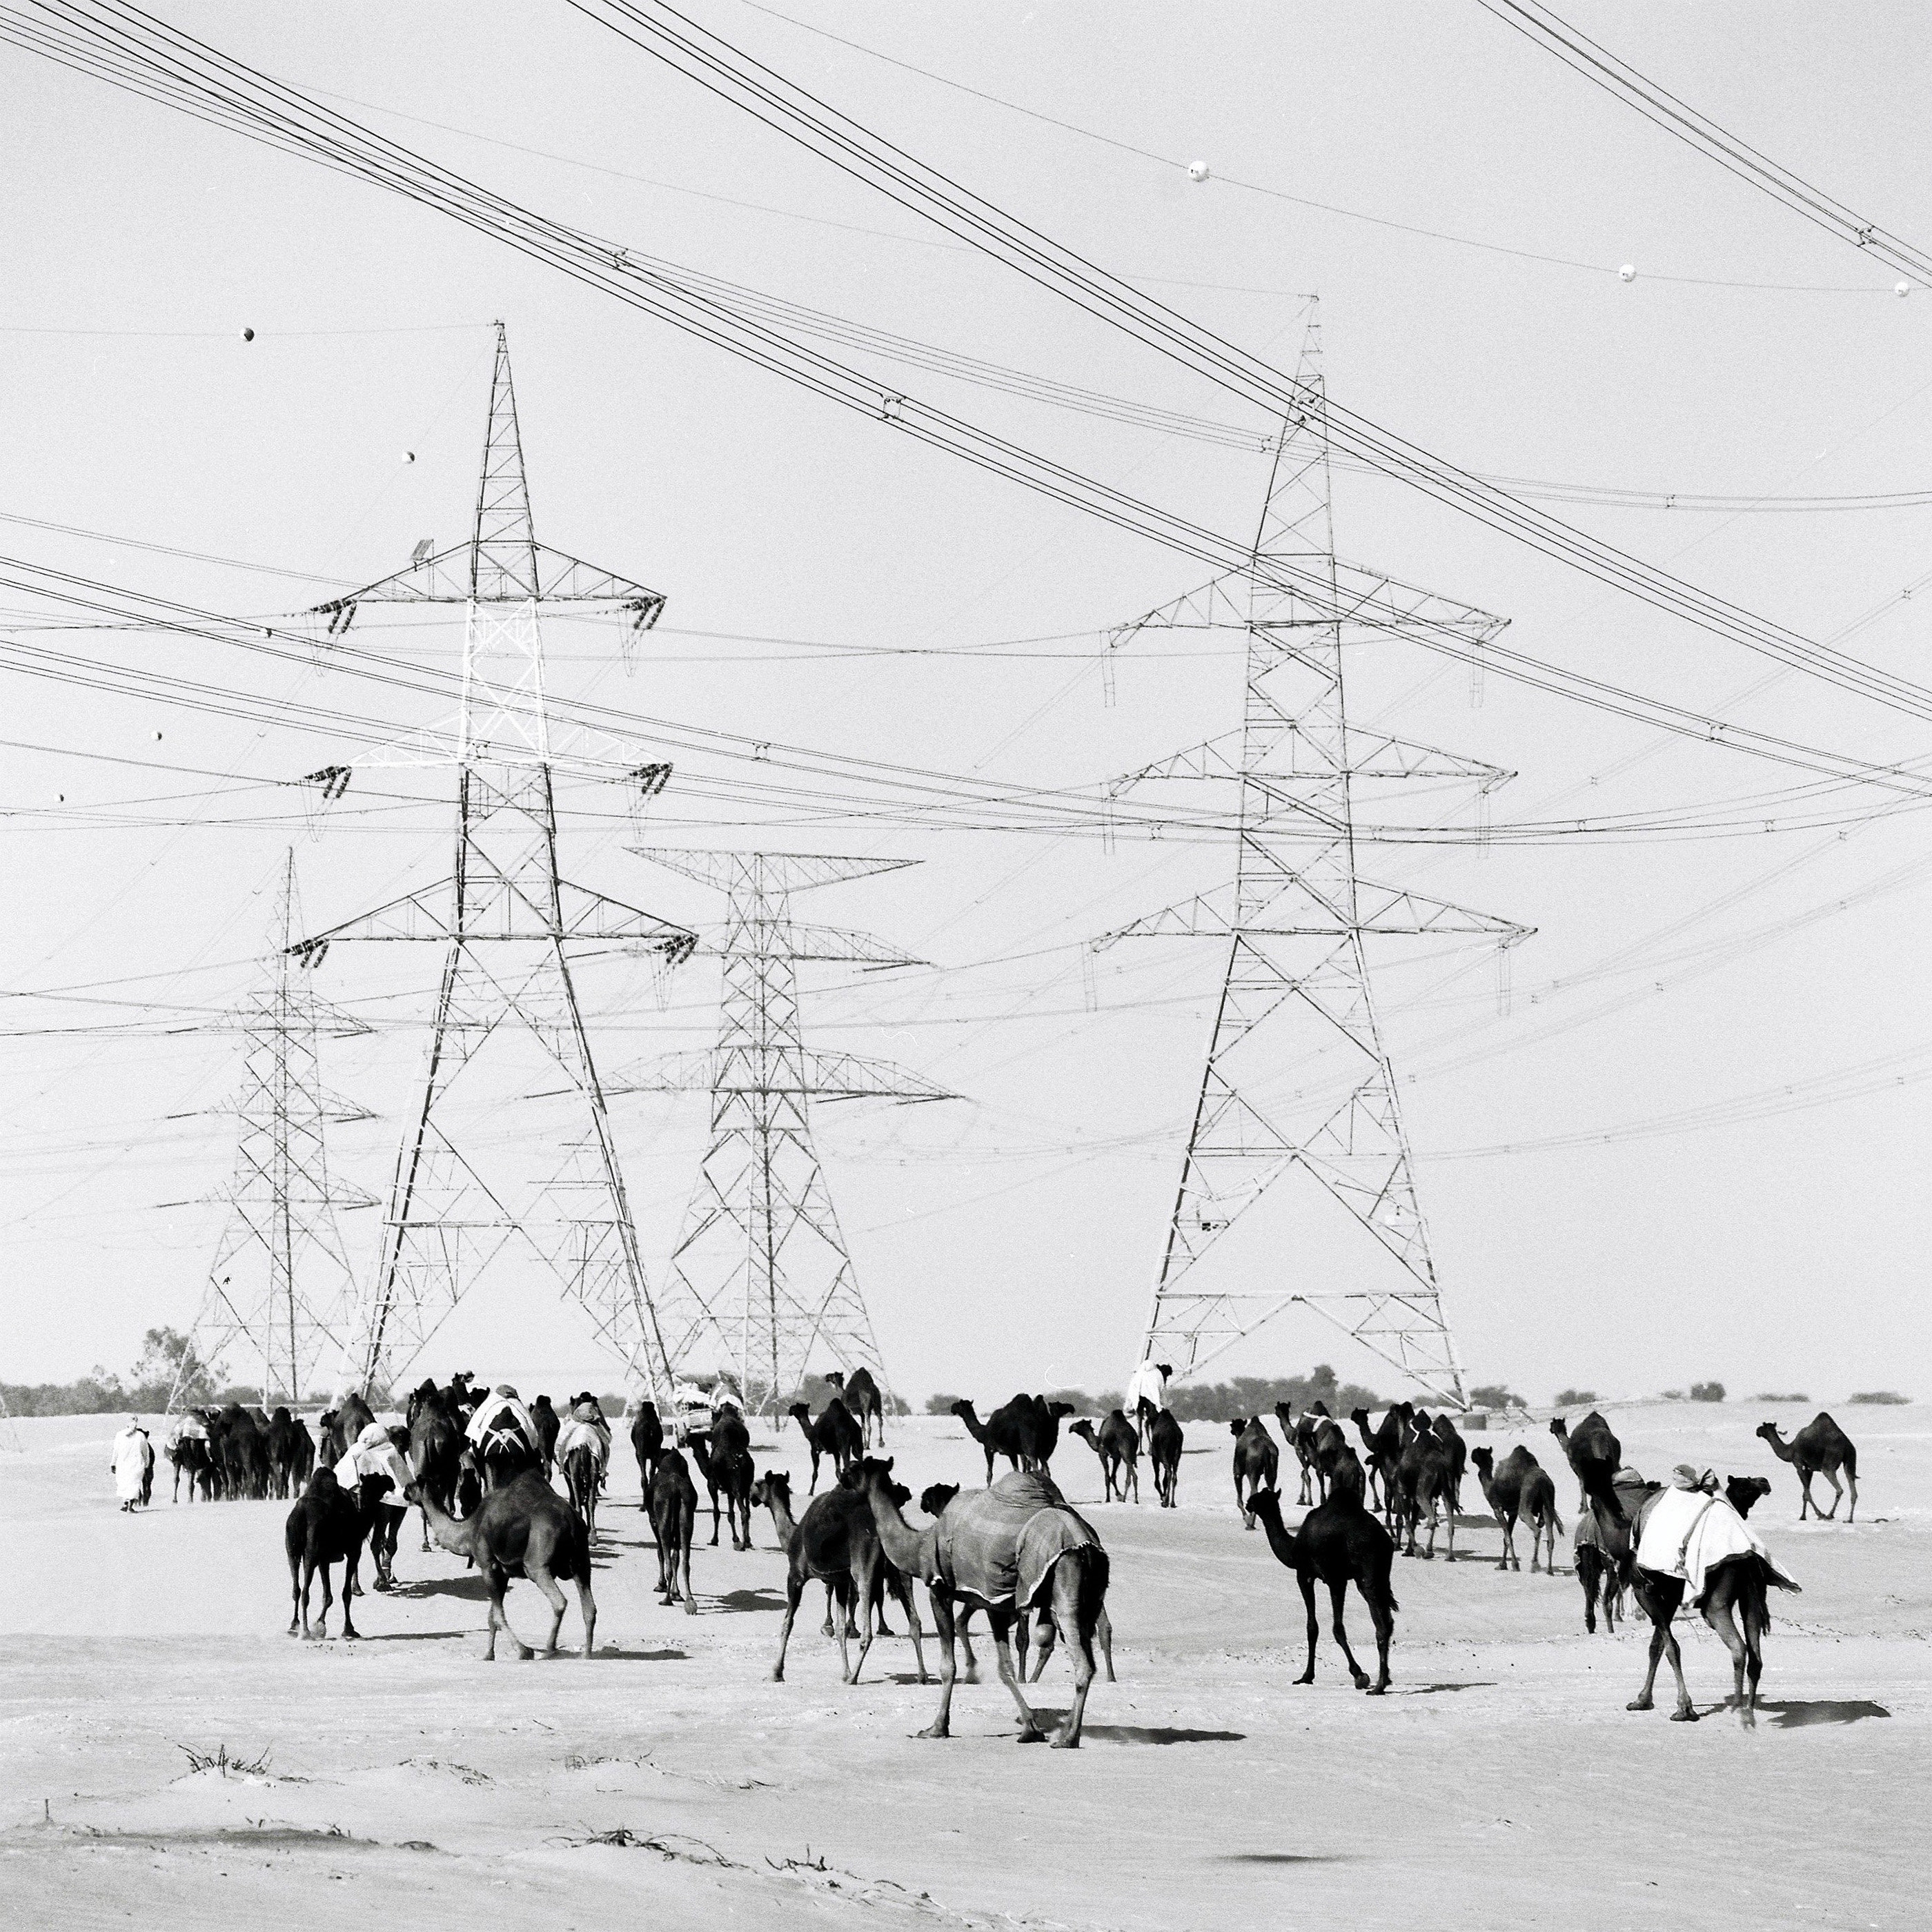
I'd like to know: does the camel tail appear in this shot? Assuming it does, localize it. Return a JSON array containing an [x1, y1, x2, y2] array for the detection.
[[1550, 1502, 1566, 1536], [1074, 1544, 1111, 1644]]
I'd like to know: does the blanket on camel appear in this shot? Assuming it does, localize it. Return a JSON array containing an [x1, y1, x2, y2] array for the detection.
[[556, 1417, 609, 1467], [934, 1469, 1103, 1613], [1635, 1486, 1799, 1608]]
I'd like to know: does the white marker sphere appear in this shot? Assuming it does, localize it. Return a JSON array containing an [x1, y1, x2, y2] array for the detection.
[[402, 450, 416, 464], [153, 730, 164, 740], [239, 326, 255, 341], [1895, 280, 1913, 298], [1617, 264, 1637, 283], [1187, 160, 1210, 184]]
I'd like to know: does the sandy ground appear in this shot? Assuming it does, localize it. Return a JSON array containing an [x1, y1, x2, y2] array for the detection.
[[0, 1401, 1924, 1930]]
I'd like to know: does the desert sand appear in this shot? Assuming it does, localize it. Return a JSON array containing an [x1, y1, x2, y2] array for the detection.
[[1, 1400, 1923, 1929]]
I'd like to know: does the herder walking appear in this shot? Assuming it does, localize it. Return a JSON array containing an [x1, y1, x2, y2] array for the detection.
[[110, 1416, 153, 1512]]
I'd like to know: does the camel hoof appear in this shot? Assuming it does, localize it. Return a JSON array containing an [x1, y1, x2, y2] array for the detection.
[[1670, 1707, 1699, 1724], [342, 1628, 359, 1642], [771, 1668, 785, 1683], [1350, 1674, 1370, 1690], [515, 1645, 534, 1661], [916, 1725, 951, 1740], [1626, 1697, 1653, 1712], [1365, 1684, 1387, 1697], [1016, 1728, 1047, 1745], [1049, 1734, 1080, 1749]]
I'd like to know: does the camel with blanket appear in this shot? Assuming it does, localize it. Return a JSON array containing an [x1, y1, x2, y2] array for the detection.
[[856, 1458, 1109, 1748], [558, 1401, 610, 1541], [1621, 1466, 1800, 1726], [1573, 1464, 1654, 1634]]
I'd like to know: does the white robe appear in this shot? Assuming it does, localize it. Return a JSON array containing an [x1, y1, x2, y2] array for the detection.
[[1125, 1361, 1170, 1416], [110, 1429, 150, 1502], [1636, 1487, 1798, 1605]]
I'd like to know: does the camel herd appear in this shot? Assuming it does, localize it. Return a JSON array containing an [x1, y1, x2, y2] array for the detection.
[[143, 1374, 1866, 1739]]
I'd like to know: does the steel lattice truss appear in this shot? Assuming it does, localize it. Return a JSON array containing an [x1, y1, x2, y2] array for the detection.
[[613, 849, 954, 1414], [297, 324, 695, 1401], [180, 854, 375, 1408], [1096, 311, 1531, 1407]]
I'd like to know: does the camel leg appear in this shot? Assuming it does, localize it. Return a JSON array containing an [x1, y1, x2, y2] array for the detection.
[[1705, 1597, 1753, 1728], [528, 1565, 569, 1655], [851, 1559, 882, 1685], [339, 1555, 362, 1639], [1846, 1468, 1858, 1524], [1366, 1588, 1394, 1694], [1497, 1512, 1515, 1573], [1095, 1604, 1116, 1682], [709, 1487, 722, 1546], [773, 1572, 803, 1681], [1296, 1571, 1319, 1684], [1328, 1577, 1370, 1690], [1579, 1556, 1599, 1634], [573, 1572, 597, 1657], [917, 1589, 960, 1738], [1048, 1561, 1095, 1748], [288, 1551, 304, 1637], [313, 1560, 333, 1641], [489, 1570, 535, 1661], [895, 1573, 931, 1683], [991, 1609, 1045, 1742], [1821, 1468, 1843, 1521], [833, 1578, 856, 1683], [679, 1525, 696, 1616], [1027, 1604, 1055, 1683], [1797, 1472, 1813, 1521], [1626, 1612, 1667, 1711]]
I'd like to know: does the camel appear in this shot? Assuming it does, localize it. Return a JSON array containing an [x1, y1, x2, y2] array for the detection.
[[1757, 1414, 1859, 1522], [1349, 1405, 1406, 1522], [531, 1394, 560, 1477], [284, 1467, 366, 1639], [1393, 1421, 1457, 1560], [562, 1426, 606, 1544], [1229, 1416, 1279, 1528], [1470, 1444, 1562, 1573], [649, 1447, 699, 1613], [1026, 1397, 1078, 1468], [752, 1470, 928, 1684], [630, 1402, 665, 1510], [1572, 1466, 1655, 1635], [856, 1458, 1109, 1748], [166, 1428, 216, 1503], [824, 1368, 886, 1448], [690, 1405, 754, 1548], [1550, 1410, 1624, 1521], [265, 1407, 304, 1499], [211, 1403, 270, 1500], [1147, 1408, 1184, 1507], [1069, 1411, 1141, 1504], [356, 1466, 406, 1592], [1726, 1475, 1771, 1517], [410, 1471, 595, 1660], [951, 1396, 1034, 1483], [1130, 1361, 1173, 1444], [1619, 1483, 1800, 1726], [1248, 1485, 1398, 1693], [789, 1397, 863, 1492], [405, 1380, 466, 1553], [319, 1392, 375, 1470], [1432, 1412, 1469, 1514]]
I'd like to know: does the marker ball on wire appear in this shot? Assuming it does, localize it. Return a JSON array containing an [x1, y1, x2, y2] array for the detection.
[[239, 326, 255, 341], [401, 450, 416, 464], [1896, 281, 1913, 298], [1187, 160, 1210, 184], [1618, 264, 1637, 283]]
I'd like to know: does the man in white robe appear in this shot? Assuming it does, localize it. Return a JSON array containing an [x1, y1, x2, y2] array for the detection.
[[110, 1419, 152, 1512]]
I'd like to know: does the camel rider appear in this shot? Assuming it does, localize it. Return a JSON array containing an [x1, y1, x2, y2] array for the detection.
[[110, 1418, 152, 1513], [465, 1383, 542, 1461], [167, 1410, 208, 1450], [335, 1421, 413, 1510], [1125, 1359, 1170, 1421], [556, 1397, 611, 1475]]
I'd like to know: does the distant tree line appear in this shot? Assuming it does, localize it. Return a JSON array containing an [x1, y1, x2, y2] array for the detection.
[[3, 1327, 237, 1417], [925, 1363, 1381, 1422]]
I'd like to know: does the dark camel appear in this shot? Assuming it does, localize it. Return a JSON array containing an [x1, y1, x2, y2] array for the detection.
[[1757, 1414, 1859, 1522], [1069, 1411, 1141, 1503], [824, 1368, 886, 1448], [284, 1467, 366, 1639], [531, 1394, 560, 1478], [167, 1428, 216, 1503], [562, 1431, 605, 1544], [1621, 1485, 1800, 1726], [856, 1459, 1109, 1748], [1147, 1408, 1184, 1507], [690, 1404, 754, 1548], [950, 1395, 1034, 1483], [649, 1447, 699, 1613], [213, 1402, 270, 1500], [265, 1407, 306, 1500], [411, 1471, 596, 1659], [1132, 1363, 1173, 1445], [1393, 1420, 1457, 1560], [789, 1397, 863, 1492], [1349, 1405, 1407, 1522], [1726, 1475, 1771, 1517], [630, 1402, 665, 1511], [1229, 1416, 1279, 1529], [319, 1392, 375, 1470], [1573, 1468, 1655, 1635], [751, 1469, 928, 1684], [1248, 1485, 1398, 1693], [1470, 1444, 1561, 1573], [405, 1380, 465, 1554], [1550, 1410, 1624, 1521], [1026, 1397, 1078, 1468], [1432, 1412, 1469, 1514]]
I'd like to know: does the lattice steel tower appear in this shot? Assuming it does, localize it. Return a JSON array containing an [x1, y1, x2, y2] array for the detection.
[[180, 851, 373, 1408], [1096, 310, 1528, 1406], [615, 851, 953, 1412], [297, 324, 696, 1400]]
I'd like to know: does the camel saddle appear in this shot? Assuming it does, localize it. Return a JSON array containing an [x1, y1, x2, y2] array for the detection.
[[934, 1469, 1103, 1613]]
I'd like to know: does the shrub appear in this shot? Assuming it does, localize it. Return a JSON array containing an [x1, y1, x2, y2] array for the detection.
[[1468, 1383, 1525, 1410], [925, 1392, 967, 1415], [1751, 1392, 1810, 1403], [1552, 1388, 1597, 1408], [1688, 1381, 1725, 1403], [1849, 1390, 1909, 1406]]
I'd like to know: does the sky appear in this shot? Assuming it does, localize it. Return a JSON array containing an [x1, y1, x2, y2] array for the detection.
[[2, 1, 1929, 1408]]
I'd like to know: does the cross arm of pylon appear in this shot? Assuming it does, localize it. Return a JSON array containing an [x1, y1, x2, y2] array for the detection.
[[310, 540, 667, 635], [726, 920, 925, 967], [633, 847, 920, 892], [300, 717, 674, 790], [1092, 881, 1531, 946], [607, 1046, 956, 1102], [1103, 731, 1510, 800], [286, 878, 696, 957]]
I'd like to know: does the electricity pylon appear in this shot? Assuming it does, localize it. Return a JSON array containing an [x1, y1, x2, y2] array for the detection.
[[295, 324, 696, 1401], [1096, 308, 1529, 1407], [176, 851, 375, 1410], [613, 850, 954, 1413]]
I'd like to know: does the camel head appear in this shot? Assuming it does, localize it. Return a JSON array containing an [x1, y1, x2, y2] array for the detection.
[[1246, 1486, 1283, 1521], [948, 1399, 980, 1428], [1350, 1406, 1370, 1428], [920, 1481, 959, 1517], [1549, 1417, 1570, 1443], [1228, 1417, 1248, 1437], [1156, 1363, 1174, 1379], [1470, 1445, 1494, 1478], [849, 1455, 898, 1499], [1725, 1474, 1771, 1517], [1755, 1421, 1786, 1447], [787, 1403, 812, 1423], [1047, 1401, 1077, 1421], [823, 1370, 845, 1391], [749, 1470, 791, 1510]]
